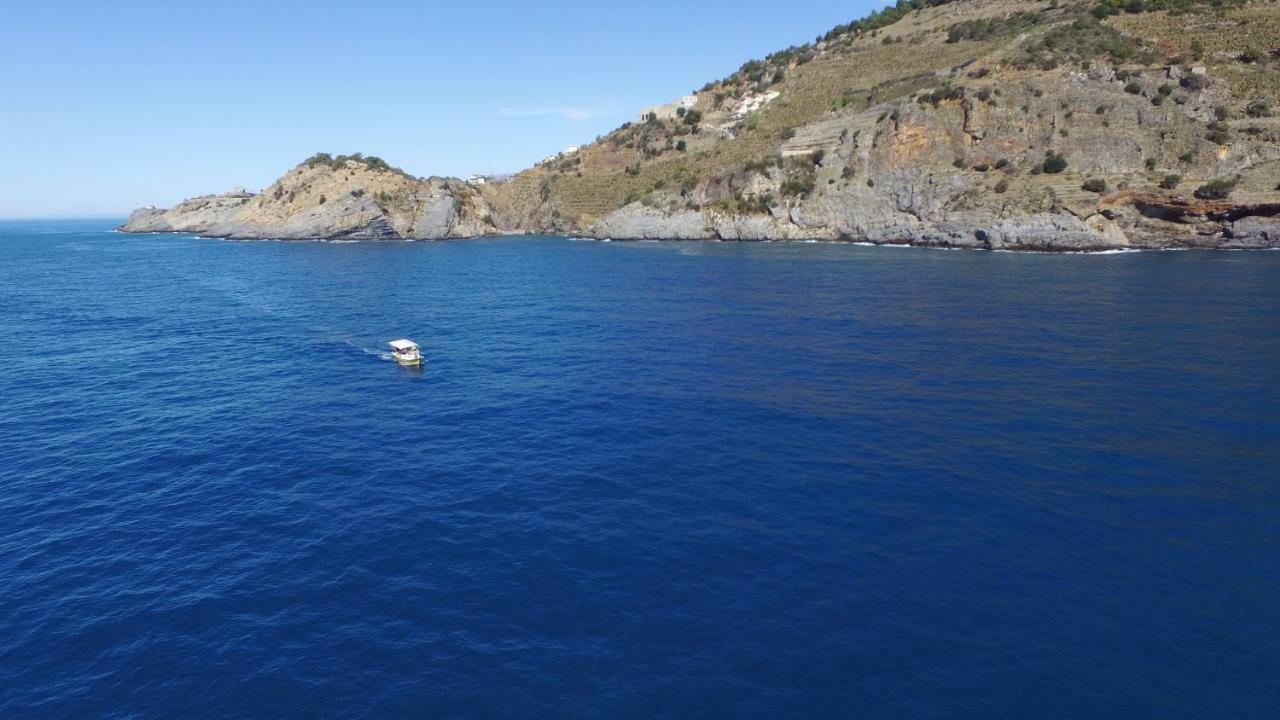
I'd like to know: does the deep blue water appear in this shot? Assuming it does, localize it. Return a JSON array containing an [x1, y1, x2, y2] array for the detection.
[[1, 219, 1278, 718]]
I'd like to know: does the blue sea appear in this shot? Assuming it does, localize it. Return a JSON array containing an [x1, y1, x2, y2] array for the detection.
[[1, 219, 1278, 718]]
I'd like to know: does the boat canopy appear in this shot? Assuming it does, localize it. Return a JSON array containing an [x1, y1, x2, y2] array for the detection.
[[389, 339, 419, 351]]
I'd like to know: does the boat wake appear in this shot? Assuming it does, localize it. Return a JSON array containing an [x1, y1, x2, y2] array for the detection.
[[339, 339, 396, 362]]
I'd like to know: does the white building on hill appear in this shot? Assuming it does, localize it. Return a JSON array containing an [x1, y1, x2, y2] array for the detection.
[[638, 94, 699, 122], [731, 91, 781, 121]]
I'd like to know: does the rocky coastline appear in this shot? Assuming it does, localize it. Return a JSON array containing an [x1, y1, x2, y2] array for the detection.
[[119, 0, 1280, 252], [120, 181, 1280, 252]]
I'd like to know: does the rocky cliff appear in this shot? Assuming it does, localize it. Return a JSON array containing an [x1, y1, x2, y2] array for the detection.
[[123, 154, 498, 240], [121, 0, 1280, 250]]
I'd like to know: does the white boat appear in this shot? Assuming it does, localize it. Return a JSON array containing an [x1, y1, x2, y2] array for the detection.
[[388, 339, 422, 366]]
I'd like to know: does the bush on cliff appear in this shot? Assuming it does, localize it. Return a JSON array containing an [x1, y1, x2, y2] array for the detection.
[[1205, 122, 1231, 144], [780, 176, 816, 197], [1193, 179, 1235, 200], [1042, 153, 1069, 174], [303, 152, 405, 176], [1246, 100, 1271, 118], [1181, 74, 1210, 92]]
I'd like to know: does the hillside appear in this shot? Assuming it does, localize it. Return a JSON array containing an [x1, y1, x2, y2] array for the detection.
[[122, 0, 1280, 250]]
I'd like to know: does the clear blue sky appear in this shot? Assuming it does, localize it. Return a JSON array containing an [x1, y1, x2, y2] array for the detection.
[[0, 0, 882, 217]]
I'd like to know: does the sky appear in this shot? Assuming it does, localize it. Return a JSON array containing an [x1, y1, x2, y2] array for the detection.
[[0, 0, 883, 217]]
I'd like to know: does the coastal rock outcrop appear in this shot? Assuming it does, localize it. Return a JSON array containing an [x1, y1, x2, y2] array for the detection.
[[120, 192, 251, 234], [120, 156, 498, 240], [1225, 217, 1280, 249], [587, 206, 708, 240]]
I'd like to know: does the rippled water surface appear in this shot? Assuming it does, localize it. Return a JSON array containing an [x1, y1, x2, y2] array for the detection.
[[1, 220, 1278, 718]]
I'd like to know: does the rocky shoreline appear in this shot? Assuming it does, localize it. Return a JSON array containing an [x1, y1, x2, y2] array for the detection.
[[118, 0, 1280, 254], [121, 186, 1280, 251]]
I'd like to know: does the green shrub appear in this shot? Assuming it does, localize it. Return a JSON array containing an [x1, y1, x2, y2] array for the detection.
[[1181, 74, 1209, 92], [1159, 174, 1181, 189], [1016, 18, 1143, 66], [1246, 100, 1271, 118], [1238, 48, 1262, 64], [1145, 157, 1158, 171], [994, 179, 1010, 193], [780, 176, 816, 197], [676, 140, 687, 152], [303, 152, 403, 176], [1042, 153, 1069, 174], [1125, 82, 1143, 94], [1206, 122, 1231, 144], [1082, 178, 1108, 193], [1193, 178, 1235, 200], [919, 85, 967, 107]]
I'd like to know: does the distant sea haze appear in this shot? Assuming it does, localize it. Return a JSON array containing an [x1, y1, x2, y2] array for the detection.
[[1, 220, 1278, 718]]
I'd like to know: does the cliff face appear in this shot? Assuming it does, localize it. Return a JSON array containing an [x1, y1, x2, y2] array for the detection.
[[121, 0, 1280, 250]]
